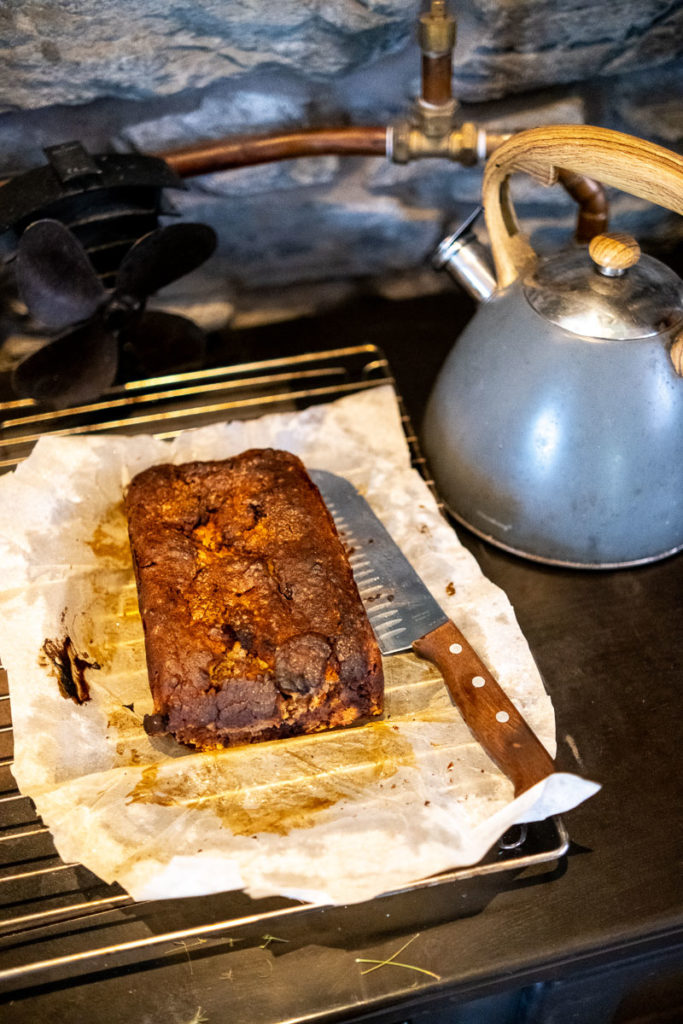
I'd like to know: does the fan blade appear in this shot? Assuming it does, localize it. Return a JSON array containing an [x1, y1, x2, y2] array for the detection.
[[15, 219, 105, 331], [115, 223, 217, 304], [12, 317, 118, 408], [118, 310, 205, 379]]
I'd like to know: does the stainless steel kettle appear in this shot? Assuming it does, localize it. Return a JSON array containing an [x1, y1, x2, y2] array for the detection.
[[422, 126, 683, 568]]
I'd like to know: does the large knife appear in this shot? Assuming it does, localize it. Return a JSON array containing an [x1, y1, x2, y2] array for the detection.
[[311, 470, 555, 798]]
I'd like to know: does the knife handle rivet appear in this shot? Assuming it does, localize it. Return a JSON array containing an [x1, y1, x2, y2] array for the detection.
[[472, 675, 485, 687], [496, 711, 510, 723], [449, 643, 463, 654]]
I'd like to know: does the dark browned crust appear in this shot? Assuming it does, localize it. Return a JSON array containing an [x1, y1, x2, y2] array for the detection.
[[124, 449, 384, 749]]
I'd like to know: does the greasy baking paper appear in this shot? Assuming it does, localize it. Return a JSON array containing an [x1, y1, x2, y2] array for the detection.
[[0, 386, 598, 904]]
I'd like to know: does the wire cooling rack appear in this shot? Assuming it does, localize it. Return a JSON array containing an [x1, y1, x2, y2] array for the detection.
[[0, 344, 568, 993]]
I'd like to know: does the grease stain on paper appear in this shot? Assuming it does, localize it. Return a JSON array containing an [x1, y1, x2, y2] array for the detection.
[[58, 574, 143, 683], [40, 635, 98, 704], [70, 503, 144, 675], [126, 722, 416, 836], [106, 706, 146, 765], [38, 502, 148, 729], [85, 501, 132, 566]]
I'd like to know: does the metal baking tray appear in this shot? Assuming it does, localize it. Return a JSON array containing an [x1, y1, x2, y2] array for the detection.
[[0, 344, 568, 992]]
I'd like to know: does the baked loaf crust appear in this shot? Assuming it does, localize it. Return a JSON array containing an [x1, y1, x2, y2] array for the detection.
[[124, 449, 384, 749]]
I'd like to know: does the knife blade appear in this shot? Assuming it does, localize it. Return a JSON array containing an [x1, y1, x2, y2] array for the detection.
[[311, 469, 555, 797]]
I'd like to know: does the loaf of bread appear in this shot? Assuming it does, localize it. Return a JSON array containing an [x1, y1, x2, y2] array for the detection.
[[124, 449, 384, 749]]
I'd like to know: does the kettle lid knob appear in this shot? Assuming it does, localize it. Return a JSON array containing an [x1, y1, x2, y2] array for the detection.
[[589, 232, 641, 277]]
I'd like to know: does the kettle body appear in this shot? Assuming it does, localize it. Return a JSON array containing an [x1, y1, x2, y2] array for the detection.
[[422, 282, 683, 567], [421, 125, 683, 568]]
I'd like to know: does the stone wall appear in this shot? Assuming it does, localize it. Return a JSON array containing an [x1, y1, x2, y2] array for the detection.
[[0, 0, 681, 329]]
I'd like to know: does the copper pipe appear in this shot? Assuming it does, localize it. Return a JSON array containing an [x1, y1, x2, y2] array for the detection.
[[421, 53, 453, 106], [159, 126, 387, 178], [154, 123, 607, 245], [557, 168, 609, 241]]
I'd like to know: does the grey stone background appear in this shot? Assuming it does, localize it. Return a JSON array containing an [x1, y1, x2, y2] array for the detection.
[[0, 0, 681, 329]]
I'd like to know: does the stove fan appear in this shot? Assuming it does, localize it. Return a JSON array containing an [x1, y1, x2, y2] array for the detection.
[[0, 140, 217, 407]]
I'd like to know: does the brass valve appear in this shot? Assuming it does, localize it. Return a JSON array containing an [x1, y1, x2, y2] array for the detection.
[[415, 0, 458, 134], [391, 119, 482, 165], [388, 4, 514, 167], [418, 0, 457, 56], [391, 2, 478, 164]]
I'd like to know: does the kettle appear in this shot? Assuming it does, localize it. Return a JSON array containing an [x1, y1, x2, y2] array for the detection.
[[421, 126, 683, 568]]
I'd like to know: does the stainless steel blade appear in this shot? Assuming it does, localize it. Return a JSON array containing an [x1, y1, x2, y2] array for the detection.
[[311, 469, 447, 654], [311, 469, 557, 796]]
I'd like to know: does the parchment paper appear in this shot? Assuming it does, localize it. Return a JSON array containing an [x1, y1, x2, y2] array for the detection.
[[0, 386, 598, 904]]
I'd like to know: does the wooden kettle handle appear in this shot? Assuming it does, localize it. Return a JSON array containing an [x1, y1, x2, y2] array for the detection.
[[482, 125, 683, 289]]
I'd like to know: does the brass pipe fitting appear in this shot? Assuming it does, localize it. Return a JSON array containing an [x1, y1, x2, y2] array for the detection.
[[390, 121, 484, 166], [419, 0, 457, 108], [418, 0, 457, 56], [408, 1, 460, 141]]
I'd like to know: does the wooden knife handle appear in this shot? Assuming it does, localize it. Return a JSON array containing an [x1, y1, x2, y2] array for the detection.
[[413, 620, 555, 797]]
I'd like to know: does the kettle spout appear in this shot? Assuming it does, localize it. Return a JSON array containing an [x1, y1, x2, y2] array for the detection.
[[433, 207, 497, 303]]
